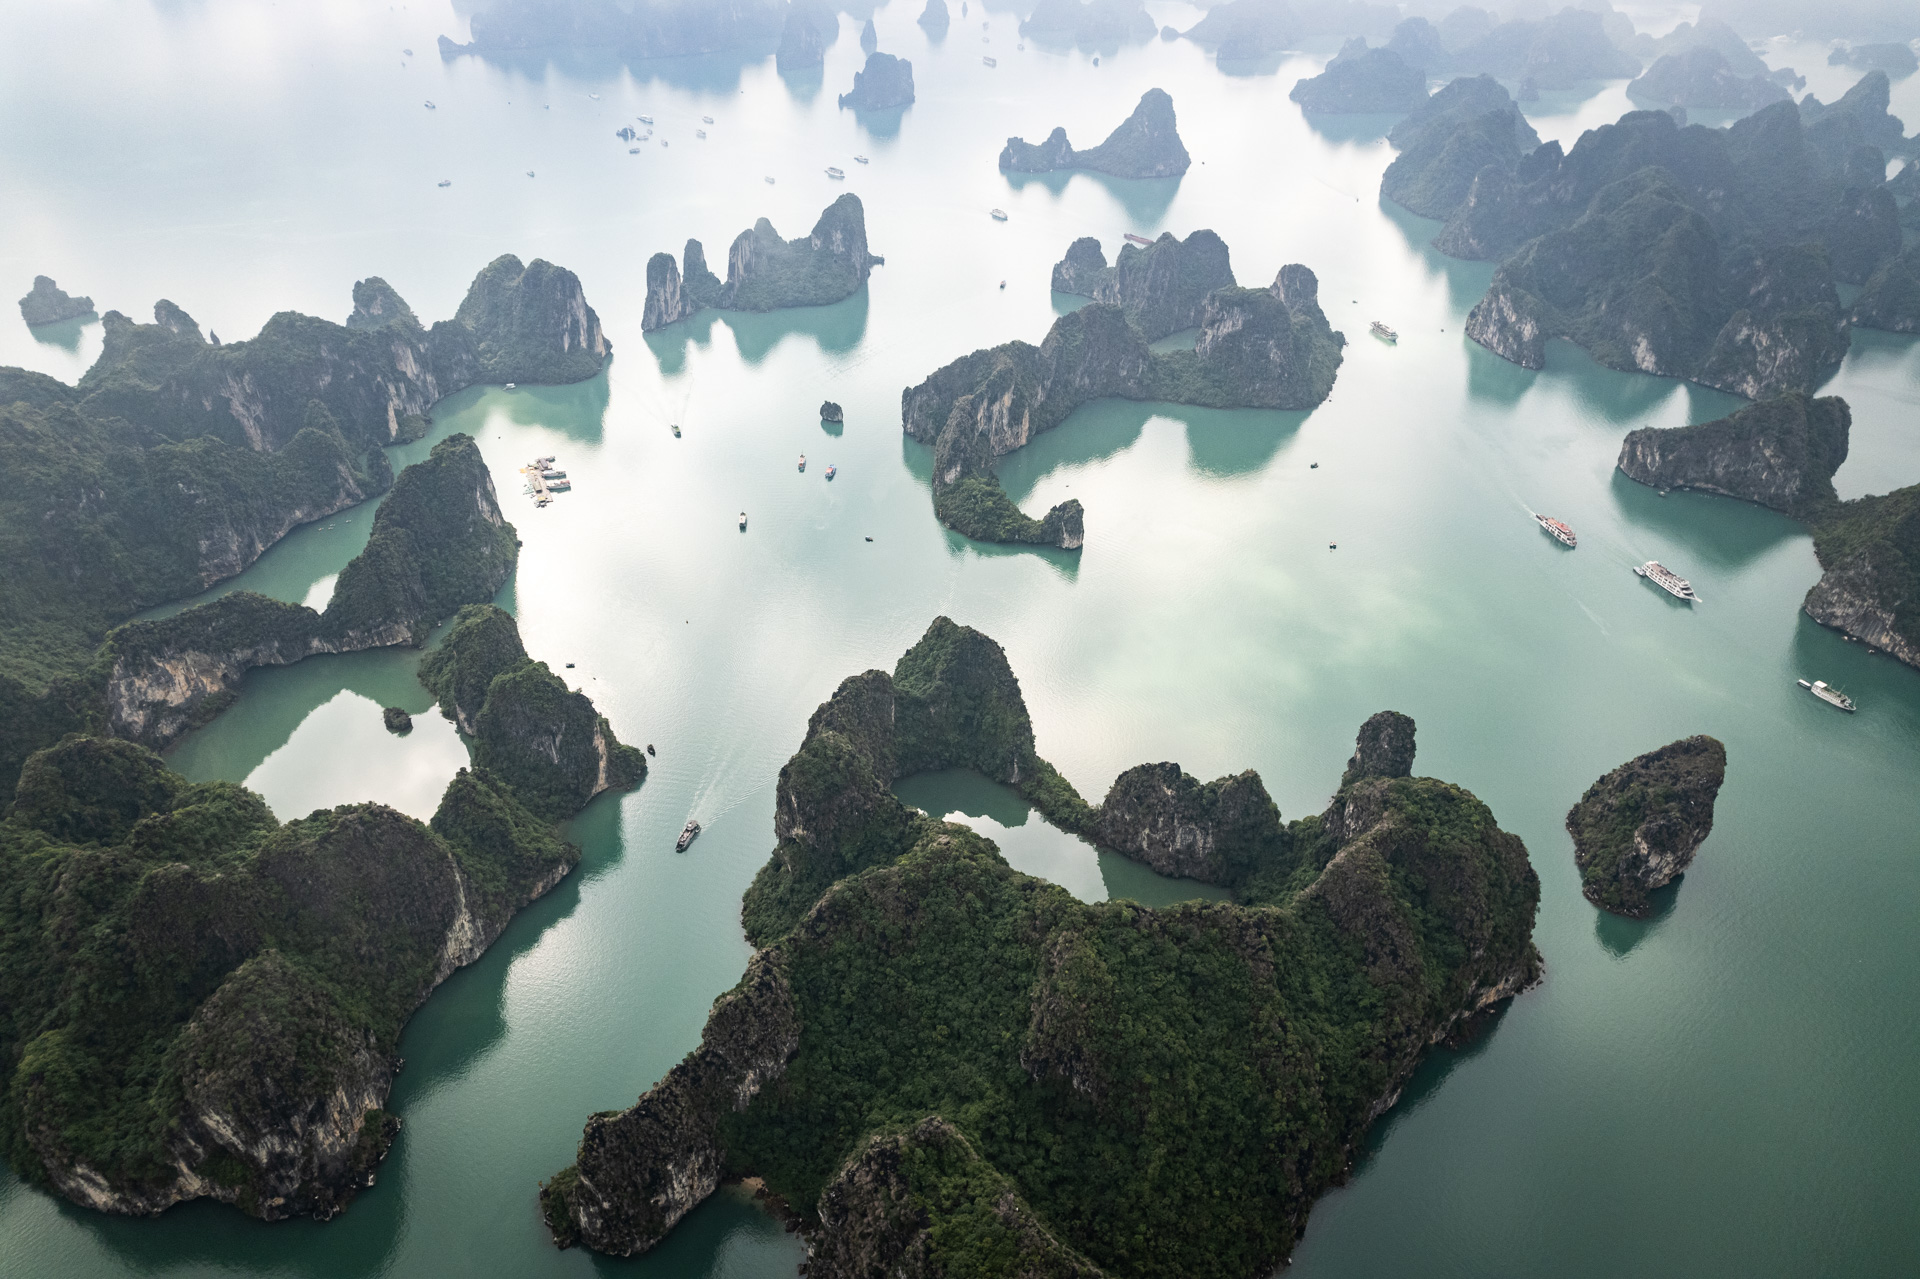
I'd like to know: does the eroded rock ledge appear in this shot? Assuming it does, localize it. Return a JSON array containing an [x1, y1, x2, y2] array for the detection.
[[1000, 89, 1191, 179], [540, 619, 1541, 1275], [642, 195, 881, 331], [1616, 391, 1850, 518]]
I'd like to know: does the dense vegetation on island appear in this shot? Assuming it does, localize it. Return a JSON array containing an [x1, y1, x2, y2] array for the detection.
[[540, 619, 1541, 1275], [838, 51, 914, 110], [0, 744, 558, 1219], [999, 89, 1192, 180], [1626, 46, 1789, 112], [420, 605, 645, 821], [1567, 736, 1727, 917], [18, 276, 93, 327], [1802, 484, 1920, 669], [1288, 39, 1428, 115], [1386, 76, 1911, 398], [903, 258, 1343, 548], [1379, 74, 1540, 219], [0, 431, 519, 796], [1048, 231, 1236, 340], [641, 195, 881, 331], [438, 0, 786, 60], [0, 256, 605, 694]]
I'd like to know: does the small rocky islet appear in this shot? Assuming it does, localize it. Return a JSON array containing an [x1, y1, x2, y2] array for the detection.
[[641, 194, 881, 331], [1568, 736, 1728, 918], [18, 275, 94, 327], [540, 620, 1540, 1274], [1000, 88, 1192, 179]]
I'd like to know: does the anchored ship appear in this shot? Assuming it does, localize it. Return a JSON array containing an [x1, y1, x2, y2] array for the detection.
[[1534, 514, 1577, 548], [676, 819, 701, 852], [854, 155, 869, 164], [1634, 561, 1699, 601], [1797, 679, 1855, 712], [1369, 320, 1397, 342], [983, 55, 997, 66], [990, 208, 1008, 221], [826, 166, 844, 179], [702, 115, 714, 124]]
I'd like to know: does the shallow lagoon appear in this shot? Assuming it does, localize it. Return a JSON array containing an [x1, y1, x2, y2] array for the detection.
[[2, 2, 1919, 1275]]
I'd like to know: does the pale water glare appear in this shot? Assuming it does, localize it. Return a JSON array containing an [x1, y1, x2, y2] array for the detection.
[[2, 2, 1918, 1277]]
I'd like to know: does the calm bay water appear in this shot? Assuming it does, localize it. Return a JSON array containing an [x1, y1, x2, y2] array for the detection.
[[3, 2, 1919, 1275]]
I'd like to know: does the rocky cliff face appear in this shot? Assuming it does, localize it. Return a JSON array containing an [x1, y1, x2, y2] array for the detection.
[[0, 739, 578, 1222], [447, 255, 610, 385], [1852, 244, 1920, 333], [1803, 483, 1920, 668], [1091, 763, 1289, 885], [1381, 75, 1539, 219], [422, 605, 646, 821], [904, 262, 1341, 547], [1342, 710, 1418, 786], [18, 275, 93, 327], [542, 626, 1541, 1273], [1627, 46, 1789, 111], [543, 952, 800, 1254], [641, 198, 879, 331], [1289, 39, 1429, 114], [838, 51, 914, 109], [101, 434, 517, 748], [1000, 89, 1191, 178], [1048, 230, 1236, 340], [916, 0, 949, 31], [776, 1, 834, 70], [1567, 735, 1727, 917], [1463, 170, 1850, 398], [1616, 391, 1850, 516]]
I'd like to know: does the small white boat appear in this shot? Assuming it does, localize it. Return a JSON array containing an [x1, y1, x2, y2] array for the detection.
[[629, 147, 641, 154], [990, 208, 1008, 221], [638, 115, 654, 124], [660, 139, 669, 147], [697, 129, 707, 138], [505, 382, 517, 390], [702, 115, 715, 124], [854, 155, 869, 164], [826, 166, 845, 179], [676, 819, 701, 852], [766, 175, 776, 184], [798, 454, 807, 472], [1370, 320, 1398, 342], [588, 92, 600, 100], [424, 100, 436, 109], [526, 170, 535, 177], [739, 511, 748, 529], [999, 280, 1006, 289], [1533, 514, 1576, 548], [825, 464, 837, 480], [437, 179, 452, 187], [1797, 679, 1855, 712], [983, 55, 997, 67], [670, 423, 681, 437]]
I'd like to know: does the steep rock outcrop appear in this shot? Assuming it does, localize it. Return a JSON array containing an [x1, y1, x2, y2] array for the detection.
[[1382, 75, 1540, 219], [1803, 484, 1920, 668], [1616, 391, 1849, 516], [776, 1, 834, 70], [640, 197, 880, 331], [420, 605, 646, 821], [1567, 736, 1727, 917], [18, 276, 93, 327], [839, 51, 914, 110], [1463, 170, 1849, 399], [100, 433, 516, 748], [1440, 8, 1641, 89], [541, 627, 1541, 1274], [1091, 762, 1289, 886], [1626, 47, 1789, 112], [1020, 0, 1157, 47], [1047, 230, 1236, 340], [0, 740, 578, 1222], [1289, 39, 1430, 115], [917, 0, 950, 31], [1852, 244, 1920, 333], [904, 266, 1342, 546], [1000, 89, 1191, 179]]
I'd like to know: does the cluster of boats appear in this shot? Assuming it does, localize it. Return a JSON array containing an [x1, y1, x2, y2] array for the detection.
[[522, 455, 570, 507], [1532, 512, 1855, 710]]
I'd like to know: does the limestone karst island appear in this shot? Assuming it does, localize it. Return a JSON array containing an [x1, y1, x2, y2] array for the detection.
[[3, 2, 1918, 1278]]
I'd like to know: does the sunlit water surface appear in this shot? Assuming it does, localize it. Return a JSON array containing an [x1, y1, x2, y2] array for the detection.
[[2, 2, 1918, 1276]]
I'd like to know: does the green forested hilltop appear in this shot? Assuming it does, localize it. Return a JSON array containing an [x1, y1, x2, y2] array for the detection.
[[0, 737, 573, 1220], [0, 254, 607, 693], [542, 621, 1540, 1276]]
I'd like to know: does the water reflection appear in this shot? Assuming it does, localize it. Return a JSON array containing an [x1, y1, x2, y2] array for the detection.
[[777, 65, 825, 103], [1303, 113, 1399, 145], [647, 291, 870, 370], [1003, 169, 1181, 224], [1607, 470, 1804, 572], [844, 103, 909, 139], [1594, 880, 1681, 958], [439, 46, 771, 95], [1465, 343, 1536, 406], [26, 312, 96, 351]]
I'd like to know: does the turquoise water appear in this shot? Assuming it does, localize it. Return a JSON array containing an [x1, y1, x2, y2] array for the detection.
[[3, 2, 1920, 1275]]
